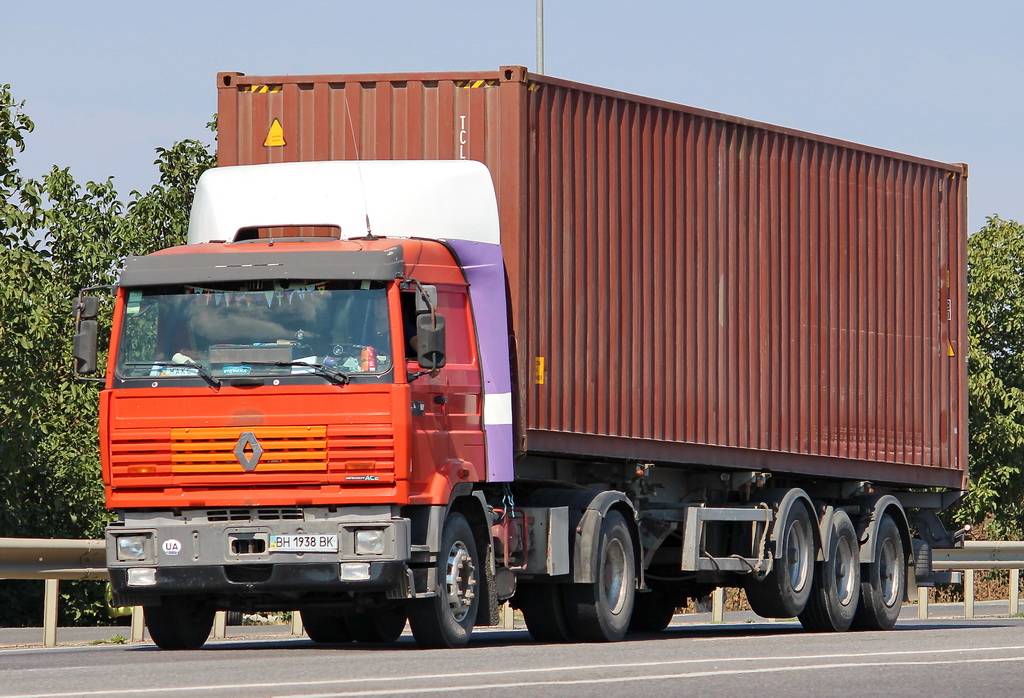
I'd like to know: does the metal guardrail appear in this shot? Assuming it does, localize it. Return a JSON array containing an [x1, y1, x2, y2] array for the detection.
[[0, 537, 107, 580], [919, 541, 1024, 618], [931, 540, 1024, 569], [0, 538, 306, 646], [0, 538, 111, 647], [3, 538, 1023, 646]]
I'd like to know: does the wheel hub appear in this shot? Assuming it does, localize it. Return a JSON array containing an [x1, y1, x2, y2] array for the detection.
[[445, 541, 477, 622]]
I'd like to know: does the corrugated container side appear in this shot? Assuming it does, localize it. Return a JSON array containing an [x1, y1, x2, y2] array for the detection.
[[216, 68, 967, 490]]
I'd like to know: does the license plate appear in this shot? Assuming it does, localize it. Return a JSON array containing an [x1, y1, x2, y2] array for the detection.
[[269, 534, 338, 553]]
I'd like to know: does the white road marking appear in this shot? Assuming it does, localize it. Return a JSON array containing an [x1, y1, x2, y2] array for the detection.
[[5, 643, 1024, 698], [295, 656, 1024, 697]]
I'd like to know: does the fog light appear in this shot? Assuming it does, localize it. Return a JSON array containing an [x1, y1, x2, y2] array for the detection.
[[116, 535, 149, 561], [127, 568, 157, 586], [340, 562, 371, 581], [354, 529, 385, 555]]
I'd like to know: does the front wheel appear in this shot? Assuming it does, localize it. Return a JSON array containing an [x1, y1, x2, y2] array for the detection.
[[348, 605, 407, 643], [408, 512, 480, 648], [302, 612, 354, 644], [562, 509, 636, 642], [853, 514, 905, 630], [145, 596, 215, 650]]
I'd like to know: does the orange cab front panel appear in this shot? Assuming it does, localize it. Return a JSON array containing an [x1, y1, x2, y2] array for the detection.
[[102, 384, 412, 508]]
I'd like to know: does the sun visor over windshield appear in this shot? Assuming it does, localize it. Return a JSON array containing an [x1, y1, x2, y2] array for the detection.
[[119, 246, 404, 287]]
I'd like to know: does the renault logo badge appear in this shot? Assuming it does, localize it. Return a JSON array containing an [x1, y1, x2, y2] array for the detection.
[[234, 432, 263, 471]]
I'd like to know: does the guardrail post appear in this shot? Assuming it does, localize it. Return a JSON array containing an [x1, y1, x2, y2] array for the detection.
[[1011, 569, 1020, 616], [43, 578, 59, 647], [502, 602, 515, 629], [213, 610, 227, 639], [917, 585, 930, 619], [964, 569, 975, 618], [292, 610, 303, 636], [712, 587, 725, 623], [130, 607, 145, 643]]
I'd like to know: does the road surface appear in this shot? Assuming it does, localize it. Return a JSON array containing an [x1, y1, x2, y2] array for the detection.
[[2, 615, 1023, 697]]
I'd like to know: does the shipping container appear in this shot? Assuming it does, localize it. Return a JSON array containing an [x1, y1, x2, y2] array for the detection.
[[216, 66, 967, 491]]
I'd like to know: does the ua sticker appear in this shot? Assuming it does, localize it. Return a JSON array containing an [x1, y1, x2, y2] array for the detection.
[[162, 539, 182, 556]]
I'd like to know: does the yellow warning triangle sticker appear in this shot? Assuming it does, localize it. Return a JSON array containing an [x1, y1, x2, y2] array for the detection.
[[948, 341, 956, 357], [264, 119, 286, 147]]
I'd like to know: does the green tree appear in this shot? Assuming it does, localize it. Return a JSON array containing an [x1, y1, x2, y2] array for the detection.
[[957, 216, 1024, 539], [1, 84, 214, 625]]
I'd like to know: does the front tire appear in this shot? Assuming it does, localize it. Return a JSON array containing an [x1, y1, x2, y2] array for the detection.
[[303, 612, 354, 643], [562, 509, 636, 642], [145, 597, 214, 650], [408, 512, 480, 648], [853, 514, 905, 630], [348, 605, 407, 643], [799, 511, 860, 632]]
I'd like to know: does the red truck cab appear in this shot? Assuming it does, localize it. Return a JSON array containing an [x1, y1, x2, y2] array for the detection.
[[102, 237, 482, 510], [82, 161, 516, 650]]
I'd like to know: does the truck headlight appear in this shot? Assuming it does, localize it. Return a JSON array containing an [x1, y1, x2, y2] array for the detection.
[[116, 534, 150, 561], [354, 529, 385, 555]]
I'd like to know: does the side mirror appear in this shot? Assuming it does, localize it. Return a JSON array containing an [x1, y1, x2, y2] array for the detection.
[[72, 295, 100, 375], [73, 319, 99, 375], [416, 313, 446, 370]]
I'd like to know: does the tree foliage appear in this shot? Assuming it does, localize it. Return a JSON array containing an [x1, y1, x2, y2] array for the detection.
[[0, 84, 214, 625], [956, 216, 1024, 538]]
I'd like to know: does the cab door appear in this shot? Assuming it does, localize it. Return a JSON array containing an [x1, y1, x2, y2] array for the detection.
[[405, 287, 484, 501]]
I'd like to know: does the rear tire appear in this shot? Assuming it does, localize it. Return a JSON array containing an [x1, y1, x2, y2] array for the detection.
[[745, 500, 815, 618], [562, 510, 636, 642], [629, 592, 676, 632], [408, 512, 480, 648], [799, 511, 860, 632], [516, 583, 576, 642], [302, 612, 354, 644], [145, 597, 214, 650], [853, 514, 905, 630], [348, 605, 407, 643]]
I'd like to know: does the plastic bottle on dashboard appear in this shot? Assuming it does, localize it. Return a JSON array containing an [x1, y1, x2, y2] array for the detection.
[[360, 346, 377, 372]]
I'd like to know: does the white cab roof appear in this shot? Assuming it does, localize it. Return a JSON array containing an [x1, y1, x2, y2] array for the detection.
[[187, 160, 500, 245]]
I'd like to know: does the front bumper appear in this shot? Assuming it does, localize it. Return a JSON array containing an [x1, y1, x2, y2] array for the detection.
[[109, 560, 408, 601], [106, 506, 412, 602]]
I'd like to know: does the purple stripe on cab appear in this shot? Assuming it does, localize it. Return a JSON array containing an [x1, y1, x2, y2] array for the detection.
[[445, 239, 515, 482]]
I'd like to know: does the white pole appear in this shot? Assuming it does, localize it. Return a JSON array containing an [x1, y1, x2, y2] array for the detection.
[[712, 587, 725, 623], [1010, 568, 1020, 616], [43, 579, 59, 647], [536, 0, 544, 74]]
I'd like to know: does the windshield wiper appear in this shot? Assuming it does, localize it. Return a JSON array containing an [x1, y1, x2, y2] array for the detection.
[[238, 360, 350, 385], [124, 361, 221, 388]]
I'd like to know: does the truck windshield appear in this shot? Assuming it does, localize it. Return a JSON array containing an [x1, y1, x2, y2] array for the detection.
[[115, 280, 393, 382]]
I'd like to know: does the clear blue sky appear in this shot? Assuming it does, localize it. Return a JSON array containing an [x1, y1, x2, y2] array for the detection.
[[6, 0, 1021, 233]]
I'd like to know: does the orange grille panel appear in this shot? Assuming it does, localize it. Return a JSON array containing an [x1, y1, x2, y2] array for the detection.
[[169, 426, 328, 474]]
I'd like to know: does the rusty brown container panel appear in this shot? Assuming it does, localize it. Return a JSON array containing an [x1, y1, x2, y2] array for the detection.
[[217, 67, 968, 490]]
